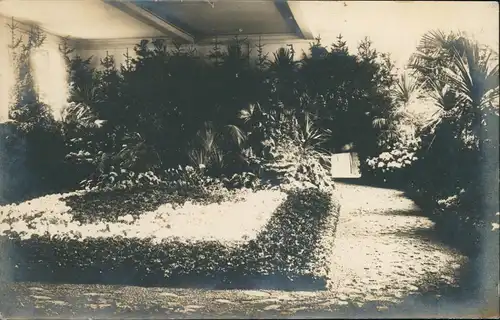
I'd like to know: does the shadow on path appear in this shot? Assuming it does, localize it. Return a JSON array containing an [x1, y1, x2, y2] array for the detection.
[[374, 208, 429, 218], [335, 176, 497, 316], [334, 176, 411, 190]]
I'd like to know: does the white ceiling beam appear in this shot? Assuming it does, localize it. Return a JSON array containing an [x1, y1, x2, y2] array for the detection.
[[196, 33, 307, 45], [69, 34, 310, 52], [69, 33, 310, 51], [285, 1, 315, 40]]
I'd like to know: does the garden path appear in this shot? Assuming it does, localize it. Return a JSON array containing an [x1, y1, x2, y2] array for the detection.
[[0, 180, 469, 318]]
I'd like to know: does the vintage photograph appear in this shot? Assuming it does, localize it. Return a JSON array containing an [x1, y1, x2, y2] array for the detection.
[[0, 0, 498, 318]]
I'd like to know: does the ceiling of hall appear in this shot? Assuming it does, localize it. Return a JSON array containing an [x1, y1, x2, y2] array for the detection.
[[134, 0, 298, 39], [0, 0, 306, 42]]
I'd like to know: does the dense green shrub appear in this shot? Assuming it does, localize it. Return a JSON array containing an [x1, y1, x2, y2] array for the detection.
[[407, 118, 497, 255], [0, 117, 71, 204], [57, 35, 397, 191], [299, 36, 397, 158], [0, 122, 31, 204], [2, 187, 340, 289]]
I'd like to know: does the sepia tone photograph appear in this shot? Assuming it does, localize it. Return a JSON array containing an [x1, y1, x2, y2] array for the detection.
[[0, 0, 498, 318]]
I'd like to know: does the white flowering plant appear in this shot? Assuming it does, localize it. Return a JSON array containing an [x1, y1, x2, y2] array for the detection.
[[363, 134, 422, 183]]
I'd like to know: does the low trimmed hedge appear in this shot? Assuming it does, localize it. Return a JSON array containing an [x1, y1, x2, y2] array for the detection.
[[1, 187, 340, 290]]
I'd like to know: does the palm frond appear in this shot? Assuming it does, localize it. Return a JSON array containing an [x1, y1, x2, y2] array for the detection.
[[372, 117, 388, 129], [212, 147, 225, 169], [394, 71, 426, 106], [444, 42, 499, 110], [224, 124, 247, 147], [201, 125, 217, 154], [428, 79, 457, 111], [188, 148, 209, 167], [62, 102, 101, 128], [238, 103, 260, 123], [419, 30, 450, 49], [299, 112, 329, 150]]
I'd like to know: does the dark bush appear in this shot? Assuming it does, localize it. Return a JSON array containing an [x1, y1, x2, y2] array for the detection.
[[0, 120, 71, 204], [405, 117, 498, 256]]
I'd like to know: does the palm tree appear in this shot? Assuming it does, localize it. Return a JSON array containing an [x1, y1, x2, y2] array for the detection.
[[409, 30, 467, 89], [409, 30, 499, 142], [371, 71, 426, 142]]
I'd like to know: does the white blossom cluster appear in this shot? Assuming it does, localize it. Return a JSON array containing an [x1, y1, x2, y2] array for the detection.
[[366, 136, 421, 174]]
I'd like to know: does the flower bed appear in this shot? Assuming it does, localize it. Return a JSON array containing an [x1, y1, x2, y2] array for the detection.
[[0, 188, 284, 243], [0, 186, 340, 290]]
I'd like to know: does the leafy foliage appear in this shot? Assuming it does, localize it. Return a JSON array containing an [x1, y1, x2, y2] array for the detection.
[[260, 120, 335, 193], [299, 36, 397, 161]]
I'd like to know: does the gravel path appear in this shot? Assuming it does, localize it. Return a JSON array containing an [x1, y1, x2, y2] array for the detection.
[[328, 181, 466, 304], [0, 181, 470, 318]]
